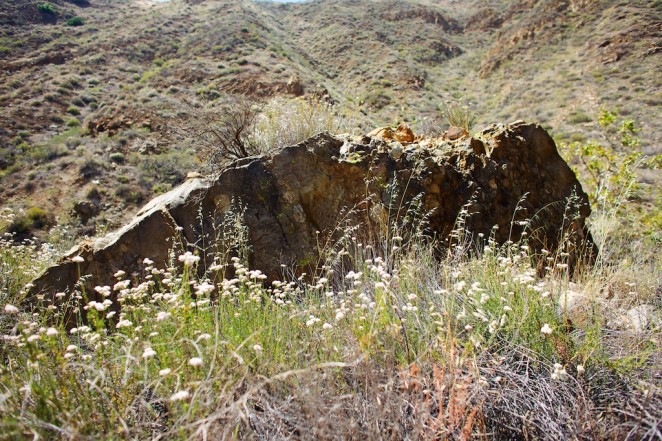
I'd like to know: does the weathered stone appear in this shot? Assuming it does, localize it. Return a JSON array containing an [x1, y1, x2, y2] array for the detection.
[[389, 144, 403, 160], [368, 123, 416, 143], [625, 304, 659, 333], [446, 126, 469, 140], [368, 126, 395, 140], [31, 122, 596, 317], [394, 123, 415, 143], [73, 201, 100, 224], [286, 75, 304, 96]]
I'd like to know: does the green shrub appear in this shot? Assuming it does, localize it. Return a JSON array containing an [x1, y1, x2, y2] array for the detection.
[[37, 3, 56, 15], [4, 206, 52, 235], [66, 118, 80, 127], [65, 16, 84, 27], [109, 152, 125, 164], [567, 111, 591, 124], [114, 184, 144, 204], [66, 106, 80, 116]]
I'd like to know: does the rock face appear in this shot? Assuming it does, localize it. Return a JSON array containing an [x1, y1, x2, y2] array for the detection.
[[31, 122, 595, 306]]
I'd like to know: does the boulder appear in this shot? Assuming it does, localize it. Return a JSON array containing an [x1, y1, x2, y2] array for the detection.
[[286, 75, 305, 96], [445, 126, 469, 141], [30, 122, 596, 314], [73, 201, 100, 224], [368, 123, 416, 143]]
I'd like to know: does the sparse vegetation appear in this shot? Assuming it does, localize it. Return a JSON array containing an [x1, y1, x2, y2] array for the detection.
[[561, 111, 662, 243], [0, 194, 659, 438], [442, 102, 476, 131], [190, 95, 348, 171]]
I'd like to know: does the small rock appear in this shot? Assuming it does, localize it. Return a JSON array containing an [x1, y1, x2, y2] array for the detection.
[[446, 126, 469, 141], [389, 144, 403, 160], [286, 75, 304, 96], [368, 126, 396, 140], [626, 304, 659, 333], [73, 201, 100, 224], [186, 172, 204, 180], [339, 142, 354, 156], [394, 123, 415, 143], [137, 139, 160, 155]]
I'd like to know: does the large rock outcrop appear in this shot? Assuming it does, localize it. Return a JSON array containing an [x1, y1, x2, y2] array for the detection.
[[31, 121, 595, 305]]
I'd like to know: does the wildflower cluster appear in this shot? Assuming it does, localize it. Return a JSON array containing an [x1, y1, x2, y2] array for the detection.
[[0, 227, 658, 439]]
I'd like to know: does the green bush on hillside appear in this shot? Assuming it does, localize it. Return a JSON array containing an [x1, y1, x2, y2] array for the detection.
[[37, 3, 56, 15], [4, 207, 52, 235], [65, 16, 84, 27]]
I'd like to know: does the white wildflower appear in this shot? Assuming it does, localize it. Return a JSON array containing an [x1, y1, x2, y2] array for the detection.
[[253, 344, 263, 354], [322, 323, 333, 330], [94, 286, 112, 297], [576, 365, 585, 375], [142, 347, 157, 359], [188, 357, 203, 367], [113, 280, 130, 291], [178, 252, 200, 267], [551, 363, 568, 381], [195, 282, 214, 296], [116, 319, 133, 329], [46, 327, 58, 336], [159, 368, 172, 376], [335, 311, 345, 321], [196, 333, 211, 342], [169, 390, 190, 401], [156, 311, 171, 321], [540, 323, 553, 335], [4, 304, 19, 314], [71, 256, 85, 263]]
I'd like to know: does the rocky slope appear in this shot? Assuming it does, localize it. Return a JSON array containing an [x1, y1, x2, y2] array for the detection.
[[0, 0, 659, 239]]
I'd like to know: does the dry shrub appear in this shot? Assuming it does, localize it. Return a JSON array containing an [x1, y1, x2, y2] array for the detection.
[[185, 94, 349, 173], [195, 95, 265, 170]]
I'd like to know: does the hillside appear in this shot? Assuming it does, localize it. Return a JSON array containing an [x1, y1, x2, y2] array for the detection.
[[0, 1, 661, 439], [0, 0, 660, 235]]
